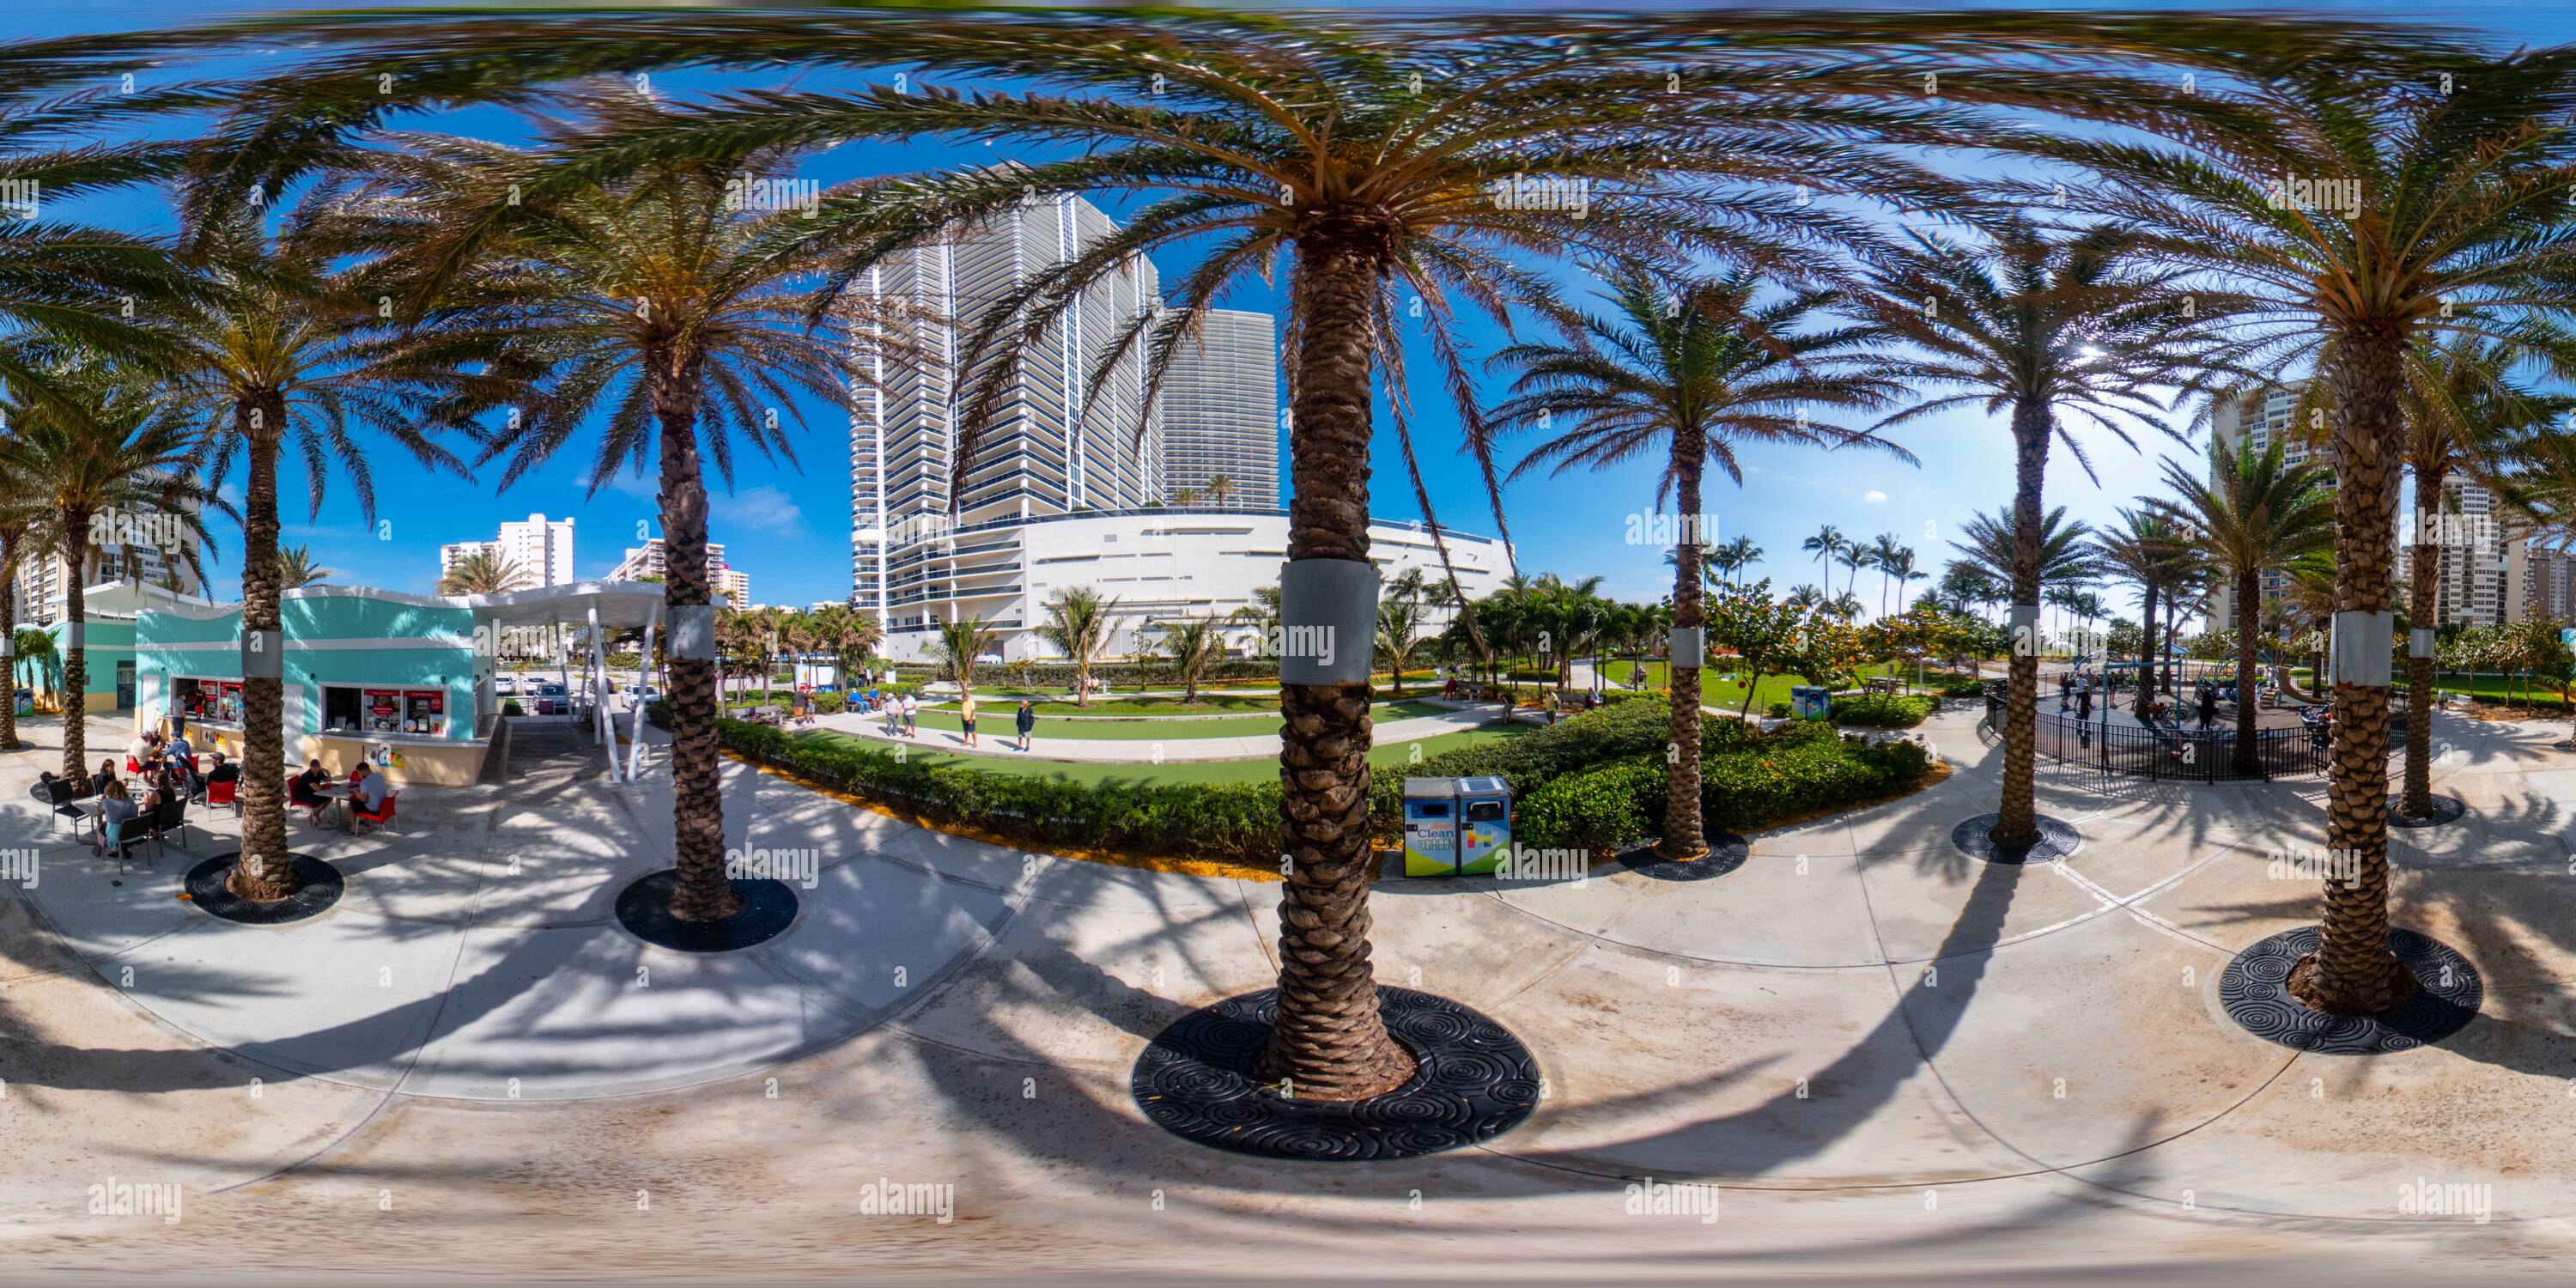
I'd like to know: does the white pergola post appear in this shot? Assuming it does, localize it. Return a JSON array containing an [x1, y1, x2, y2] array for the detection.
[[586, 601, 616, 780], [626, 604, 658, 782], [555, 623, 572, 721]]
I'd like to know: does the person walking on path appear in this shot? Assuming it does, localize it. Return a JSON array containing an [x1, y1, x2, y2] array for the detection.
[[959, 690, 981, 749], [2197, 683, 2217, 731], [2075, 683, 2093, 723], [1544, 689, 1561, 725], [1015, 699, 1036, 752], [902, 692, 920, 738]]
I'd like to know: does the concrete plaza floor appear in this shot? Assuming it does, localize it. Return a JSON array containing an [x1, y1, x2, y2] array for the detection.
[[5, 702, 2576, 1281]]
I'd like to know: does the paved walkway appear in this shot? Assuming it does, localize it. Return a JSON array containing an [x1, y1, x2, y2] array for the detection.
[[8, 703, 2576, 1278]]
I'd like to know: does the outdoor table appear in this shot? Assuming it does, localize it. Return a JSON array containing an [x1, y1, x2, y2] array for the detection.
[[313, 781, 356, 831]]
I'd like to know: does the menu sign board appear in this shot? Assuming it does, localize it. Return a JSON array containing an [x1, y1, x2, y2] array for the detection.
[[366, 689, 402, 732]]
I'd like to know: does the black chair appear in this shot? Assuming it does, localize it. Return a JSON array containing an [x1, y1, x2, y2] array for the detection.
[[31, 775, 95, 835], [144, 795, 188, 860]]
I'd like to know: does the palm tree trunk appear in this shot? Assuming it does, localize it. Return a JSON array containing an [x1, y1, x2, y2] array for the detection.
[[2133, 581, 2160, 720], [57, 510, 89, 780], [2234, 564, 2263, 775], [1993, 398, 2050, 848], [2291, 329, 2415, 1016], [652, 349, 741, 925], [1252, 235, 1413, 1102], [2401, 463, 2441, 817], [1662, 426, 1710, 864], [229, 404, 301, 901], [0, 532, 19, 752]]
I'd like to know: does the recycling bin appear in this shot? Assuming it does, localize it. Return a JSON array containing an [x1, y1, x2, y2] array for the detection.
[[1791, 684, 1832, 720], [1456, 775, 1512, 876], [1402, 778, 1459, 877]]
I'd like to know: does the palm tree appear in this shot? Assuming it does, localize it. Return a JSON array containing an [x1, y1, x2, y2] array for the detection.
[[807, 603, 885, 695], [2031, 51, 2576, 1016], [436, 548, 528, 596], [1712, 535, 1763, 589], [2094, 508, 2198, 718], [1856, 217, 2229, 852], [1885, 546, 1928, 614], [363, 105, 922, 927], [2389, 337, 2576, 815], [1802, 525, 1847, 585], [1159, 618, 1227, 705], [2155, 437, 2335, 774], [1864, 532, 1907, 618], [276, 544, 331, 590], [1835, 544, 1869, 604], [937, 617, 1000, 694], [0, 356, 221, 781], [1376, 568, 1433, 696], [1493, 267, 1907, 866], [1203, 474, 1234, 507], [1170, 488, 1200, 508], [0, 469, 49, 750], [1947, 506, 2101, 635], [1036, 586, 1122, 708]]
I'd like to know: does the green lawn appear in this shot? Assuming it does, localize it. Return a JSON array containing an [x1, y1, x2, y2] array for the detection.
[[1590, 659, 1910, 712], [785, 722, 1528, 786], [881, 698, 1444, 739]]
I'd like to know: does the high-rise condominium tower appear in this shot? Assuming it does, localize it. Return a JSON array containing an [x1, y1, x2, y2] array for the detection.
[[1159, 308, 1279, 508], [845, 193, 1162, 623]]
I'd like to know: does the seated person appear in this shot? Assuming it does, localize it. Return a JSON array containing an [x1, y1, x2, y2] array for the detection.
[[89, 758, 118, 798], [289, 760, 331, 820], [167, 730, 193, 765], [91, 779, 137, 855], [125, 731, 155, 770], [204, 752, 240, 787], [351, 763, 391, 823]]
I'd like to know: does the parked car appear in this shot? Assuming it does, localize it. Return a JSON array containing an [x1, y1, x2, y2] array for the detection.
[[495, 674, 520, 696]]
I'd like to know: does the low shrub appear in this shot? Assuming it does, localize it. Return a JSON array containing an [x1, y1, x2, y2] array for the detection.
[[501, 699, 524, 716], [1926, 672, 1990, 699], [1829, 693, 1940, 727], [1498, 725, 1934, 856], [1766, 702, 1792, 719], [1516, 756, 1663, 858]]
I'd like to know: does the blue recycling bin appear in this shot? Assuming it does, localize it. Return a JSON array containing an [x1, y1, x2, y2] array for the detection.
[[1790, 685, 1832, 720], [1456, 776, 1511, 876], [1402, 778, 1458, 877]]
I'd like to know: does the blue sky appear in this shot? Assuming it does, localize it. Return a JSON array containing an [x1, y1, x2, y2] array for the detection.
[[13, 0, 2576, 621]]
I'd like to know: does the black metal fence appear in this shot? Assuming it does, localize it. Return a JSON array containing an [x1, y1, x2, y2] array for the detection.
[[1984, 690, 2409, 783]]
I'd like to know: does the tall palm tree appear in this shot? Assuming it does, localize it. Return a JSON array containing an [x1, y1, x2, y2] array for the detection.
[[1203, 474, 1234, 507], [1159, 618, 1227, 705], [2390, 337, 2576, 815], [2030, 50, 2576, 1016], [807, 603, 885, 694], [276, 544, 331, 590], [229, 9, 2020, 1103], [2094, 508, 2198, 719], [153, 192, 498, 902], [0, 468, 49, 751], [361, 106, 922, 927], [0, 355, 221, 781], [1036, 586, 1122, 708], [2154, 436, 2335, 774], [1856, 217, 2229, 852], [1376, 568, 1432, 696], [1801, 525, 1846, 584], [1712, 535, 1763, 589], [436, 548, 528, 595], [1864, 532, 1907, 618], [1835, 544, 1868, 604], [1492, 267, 1909, 866]]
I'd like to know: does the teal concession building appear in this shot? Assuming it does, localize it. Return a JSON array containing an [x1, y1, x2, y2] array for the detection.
[[133, 582, 667, 787]]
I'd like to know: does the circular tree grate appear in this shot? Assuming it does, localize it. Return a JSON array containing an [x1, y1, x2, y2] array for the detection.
[[1951, 813, 2081, 866], [184, 854, 344, 925], [2220, 926, 2482, 1054], [1619, 832, 1751, 882], [614, 871, 799, 953], [1133, 987, 1539, 1161], [2388, 794, 2469, 829]]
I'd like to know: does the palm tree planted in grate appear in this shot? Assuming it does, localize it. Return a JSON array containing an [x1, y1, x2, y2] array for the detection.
[[1492, 267, 1908, 866]]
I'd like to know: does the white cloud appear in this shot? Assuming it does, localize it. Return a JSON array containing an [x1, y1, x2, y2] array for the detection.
[[1862, 489, 1888, 504], [715, 484, 805, 535]]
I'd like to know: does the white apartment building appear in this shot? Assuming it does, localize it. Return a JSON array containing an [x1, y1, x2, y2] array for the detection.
[[865, 508, 1510, 664], [1161, 309, 1280, 508], [12, 501, 204, 625], [843, 191, 1164, 618], [2415, 475, 2508, 628], [611, 538, 748, 607], [438, 513, 576, 590]]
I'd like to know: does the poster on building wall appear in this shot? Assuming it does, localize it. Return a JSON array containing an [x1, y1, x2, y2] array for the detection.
[[366, 689, 401, 732]]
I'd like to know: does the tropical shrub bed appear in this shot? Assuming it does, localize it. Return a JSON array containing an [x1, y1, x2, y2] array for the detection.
[[1828, 693, 1941, 726], [894, 658, 1281, 690], [1515, 723, 1934, 855]]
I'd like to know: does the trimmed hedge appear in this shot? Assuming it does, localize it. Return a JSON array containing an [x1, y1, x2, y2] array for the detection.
[[1516, 726, 1934, 855], [1828, 693, 1940, 727]]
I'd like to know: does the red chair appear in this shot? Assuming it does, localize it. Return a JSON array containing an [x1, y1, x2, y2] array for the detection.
[[352, 792, 398, 835], [205, 776, 239, 817], [125, 756, 140, 775]]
